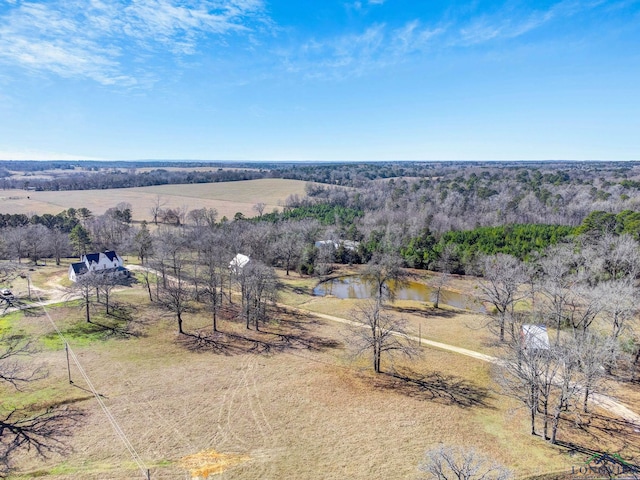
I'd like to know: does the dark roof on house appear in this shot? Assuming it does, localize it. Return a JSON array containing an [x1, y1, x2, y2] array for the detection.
[[70, 262, 88, 275], [84, 253, 100, 264], [104, 251, 118, 261]]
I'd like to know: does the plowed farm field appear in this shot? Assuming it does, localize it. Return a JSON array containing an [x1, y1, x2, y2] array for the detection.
[[0, 178, 309, 220]]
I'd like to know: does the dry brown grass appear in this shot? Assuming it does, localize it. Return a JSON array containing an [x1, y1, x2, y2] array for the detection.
[[4, 266, 640, 479], [0, 178, 309, 221]]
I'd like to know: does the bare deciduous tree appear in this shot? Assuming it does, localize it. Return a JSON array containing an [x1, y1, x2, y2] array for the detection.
[[150, 195, 167, 225], [200, 232, 229, 332], [23, 224, 49, 265], [495, 326, 549, 437], [252, 202, 266, 217], [3, 227, 28, 263], [565, 283, 604, 336], [433, 244, 455, 309], [187, 207, 218, 229], [496, 325, 583, 444], [160, 275, 190, 335], [478, 254, 529, 342], [133, 221, 153, 266], [364, 252, 406, 303], [272, 222, 305, 276], [96, 274, 120, 316], [568, 331, 617, 413], [46, 228, 71, 266], [238, 262, 279, 331], [534, 244, 581, 343], [0, 335, 81, 476], [599, 278, 638, 345], [0, 336, 45, 388], [69, 275, 99, 323], [418, 445, 512, 480], [349, 299, 416, 374]]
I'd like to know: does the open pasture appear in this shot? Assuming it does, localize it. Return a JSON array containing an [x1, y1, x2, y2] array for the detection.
[[5, 266, 640, 479], [0, 178, 309, 220]]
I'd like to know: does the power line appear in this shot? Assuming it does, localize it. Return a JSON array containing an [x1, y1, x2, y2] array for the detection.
[[36, 292, 151, 480]]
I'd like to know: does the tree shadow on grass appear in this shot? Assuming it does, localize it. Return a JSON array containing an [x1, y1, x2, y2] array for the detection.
[[87, 303, 150, 338], [282, 284, 312, 296], [372, 367, 493, 408], [180, 328, 341, 357], [178, 305, 341, 357], [84, 307, 147, 339], [19, 305, 46, 318], [553, 439, 640, 477], [387, 305, 458, 319], [87, 319, 142, 338], [570, 411, 640, 454]]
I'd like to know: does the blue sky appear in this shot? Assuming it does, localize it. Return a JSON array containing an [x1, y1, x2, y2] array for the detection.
[[0, 0, 638, 161]]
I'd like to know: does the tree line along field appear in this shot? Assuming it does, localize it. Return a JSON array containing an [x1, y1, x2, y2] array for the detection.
[[0, 178, 310, 221], [4, 260, 639, 479]]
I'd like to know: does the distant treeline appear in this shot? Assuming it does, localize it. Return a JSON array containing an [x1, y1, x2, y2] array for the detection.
[[0, 167, 270, 191], [4, 160, 640, 193], [0, 210, 80, 232]]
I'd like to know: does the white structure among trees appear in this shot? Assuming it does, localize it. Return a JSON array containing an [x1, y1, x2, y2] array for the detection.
[[68, 250, 128, 282]]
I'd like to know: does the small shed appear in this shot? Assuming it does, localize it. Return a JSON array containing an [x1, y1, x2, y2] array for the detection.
[[521, 325, 550, 351], [229, 253, 250, 273]]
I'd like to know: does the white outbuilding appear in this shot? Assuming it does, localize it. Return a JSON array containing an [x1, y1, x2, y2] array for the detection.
[[229, 253, 250, 273]]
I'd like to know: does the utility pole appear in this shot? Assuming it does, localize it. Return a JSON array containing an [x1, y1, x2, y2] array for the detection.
[[65, 343, 73, 384]]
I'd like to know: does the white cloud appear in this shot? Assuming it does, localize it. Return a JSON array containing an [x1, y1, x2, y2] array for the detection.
[[0, 0, 269, 85], [284, 20, 445, 79], [286, 0, 614, 80], [457, 0, 607, 45]]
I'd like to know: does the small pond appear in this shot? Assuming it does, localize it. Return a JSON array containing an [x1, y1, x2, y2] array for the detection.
[[313, 275, 485, 313]]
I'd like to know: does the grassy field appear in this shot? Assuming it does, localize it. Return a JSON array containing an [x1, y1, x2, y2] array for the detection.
[[3, 264, 640, 479], [0, 178, 309, 221]]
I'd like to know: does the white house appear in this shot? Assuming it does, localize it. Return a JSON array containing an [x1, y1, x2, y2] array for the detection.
[[68, 250, 128, 282]]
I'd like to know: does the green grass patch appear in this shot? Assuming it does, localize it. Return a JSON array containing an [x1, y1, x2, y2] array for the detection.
[[0, 310, 24, 335], [8, 460, 131, 479], [0, 383, 81, 412], [41, 313, 131, 350]]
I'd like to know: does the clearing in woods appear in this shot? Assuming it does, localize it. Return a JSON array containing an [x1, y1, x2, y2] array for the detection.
[[4, 264, 640, 479], [0, 178, 309, 220]]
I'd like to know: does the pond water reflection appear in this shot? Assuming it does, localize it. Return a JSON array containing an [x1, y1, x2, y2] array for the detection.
[[313, 275, 485, 313]]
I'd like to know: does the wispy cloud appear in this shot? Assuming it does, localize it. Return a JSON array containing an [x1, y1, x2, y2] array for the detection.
[[346, 0, 387, 13], [457, 0, 607, 45], [282, 21, 445, 79], [283, 0, 618, 80], [0, 0, 269, 85]]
